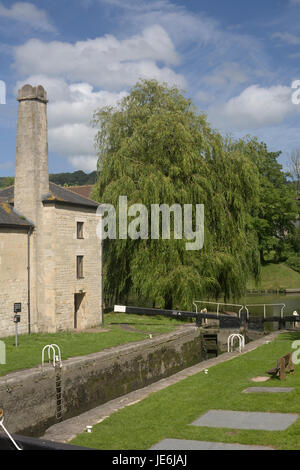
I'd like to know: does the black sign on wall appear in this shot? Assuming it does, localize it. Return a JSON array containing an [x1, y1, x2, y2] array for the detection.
[[14, 303, 21, 313]]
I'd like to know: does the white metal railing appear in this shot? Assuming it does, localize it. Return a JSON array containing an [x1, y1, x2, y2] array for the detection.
[[193, 301, 286, 320], [228, 334, 245, 353], [244, 304, 286, 319], [42, 344, 62, 369], [193, 301, 245, 317], [0, 409, 22, 450]]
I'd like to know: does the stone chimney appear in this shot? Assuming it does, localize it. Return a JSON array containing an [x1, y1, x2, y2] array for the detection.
[[14, 84, 49, 224]]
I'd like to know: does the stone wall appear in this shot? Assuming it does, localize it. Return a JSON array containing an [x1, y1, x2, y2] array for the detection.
[[0, 228, 29, 336], [0, 202, 102, 336], [0, 327, 202, 436], [54, 203, 102, 331]]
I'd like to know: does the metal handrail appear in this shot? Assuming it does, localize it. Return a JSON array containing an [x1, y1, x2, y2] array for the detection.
[[0, 410, 22, 450], [228, 334, 245, 353], [193, 301, 245, 317], [42, 344, 62, 369], [193, 301, 286, 320], [245, 303, 286, 319]]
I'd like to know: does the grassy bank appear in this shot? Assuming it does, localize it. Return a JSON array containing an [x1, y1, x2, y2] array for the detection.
[[0, 314, 182, 377], [71, 332, 300, 450], [247, 263, 300, 290]]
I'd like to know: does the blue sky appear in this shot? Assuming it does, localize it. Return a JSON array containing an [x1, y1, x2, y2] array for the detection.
[[0, 0, 300, 176]]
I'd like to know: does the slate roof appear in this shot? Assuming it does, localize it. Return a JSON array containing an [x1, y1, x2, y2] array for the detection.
[[67, 185, 93, 200], [0, 185, 14, 204], [0, 202, 33, 228], [43, 183, 98, 208], [0, 183, 99, 209]]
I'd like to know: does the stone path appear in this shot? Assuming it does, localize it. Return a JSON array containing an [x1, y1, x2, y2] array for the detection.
[[191, 410, 298, 431], [243, 387, 295, 394], [150, 439, 273, 451], [42, 330, 283, 444]]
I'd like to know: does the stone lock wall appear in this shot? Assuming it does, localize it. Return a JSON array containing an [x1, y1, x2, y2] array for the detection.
[[0, 327, 202, 436]]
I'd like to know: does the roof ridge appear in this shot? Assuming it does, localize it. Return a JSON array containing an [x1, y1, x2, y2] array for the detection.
[[50, 182, 97, 203], [47, 182, 98, 207], [0, 183, 98, 208]]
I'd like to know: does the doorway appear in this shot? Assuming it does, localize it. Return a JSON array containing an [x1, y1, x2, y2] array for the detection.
[[74, 293, 85, 329]]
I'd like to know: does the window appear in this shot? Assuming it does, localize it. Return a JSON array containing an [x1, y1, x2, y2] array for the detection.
[[77, 255, 84, 279], [77, 222, 84, 239]]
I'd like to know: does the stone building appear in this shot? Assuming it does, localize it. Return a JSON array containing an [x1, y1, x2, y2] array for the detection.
[[0, 84, 103, 337]]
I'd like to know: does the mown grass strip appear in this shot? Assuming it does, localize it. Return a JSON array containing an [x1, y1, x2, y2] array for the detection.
[[71, 331, 300, 450]]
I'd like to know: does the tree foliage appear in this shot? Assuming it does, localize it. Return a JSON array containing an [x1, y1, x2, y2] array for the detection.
[[0, 176, 14, 189], [92, 80, 264, 309], [233, 138, 298, 263], [288, 149, 300, 193], [49, 170, 97, 186]]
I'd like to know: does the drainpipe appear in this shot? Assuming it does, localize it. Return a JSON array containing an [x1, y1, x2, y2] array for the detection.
[[27, 226, 33, 334], [100, 220, 104, 326], [98, 208, 104, 326]]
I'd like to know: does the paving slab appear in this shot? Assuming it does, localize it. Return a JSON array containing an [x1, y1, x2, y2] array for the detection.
[[251, 376, 270, 382], [150, 439, 272, 450], [243, 387, 295, 394], [191, 410, 298, 431]]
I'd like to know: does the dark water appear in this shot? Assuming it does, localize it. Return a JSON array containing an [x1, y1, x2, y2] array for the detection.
[[196, 294, 300, 331], [240, 293, 300, 316], [197, 294, 300, 316], [240, 293, 300, 332]]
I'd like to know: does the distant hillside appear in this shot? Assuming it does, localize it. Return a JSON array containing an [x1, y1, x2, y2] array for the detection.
[[247, 263, 300, 290], [0, 170, 97, 189], [49, 170, 97, 186]]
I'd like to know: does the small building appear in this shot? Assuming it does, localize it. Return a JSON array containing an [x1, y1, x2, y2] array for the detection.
[[0, 84, 103, 337]]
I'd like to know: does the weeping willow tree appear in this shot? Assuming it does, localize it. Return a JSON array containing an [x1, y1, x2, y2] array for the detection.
[[92, 79, 260, 309]]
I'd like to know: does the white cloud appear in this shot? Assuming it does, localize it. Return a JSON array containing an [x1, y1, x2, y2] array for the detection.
[[48, 84, 127, 127], [13, 23, 185, 171], [16, 76, 128, 171], [49, 123, 96, 156], [0, 2, 55, 32], [203, 62, 249, 89], [195, 90, 215, 104], [14, 25, 185, 90], [272, 32, 300, 45], [49, 123, 98, 172], [98, 0, 221, 46], [209, 84, 297, 130], [99, 0, 267, 77], [16, 77, 128, 125], [96, 0, 272, 115], [68, 155, 98, 172]]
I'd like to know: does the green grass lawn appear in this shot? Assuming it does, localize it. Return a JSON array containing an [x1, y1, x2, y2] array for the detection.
[[105, 312, 191, 333], [247, 263, 300, 290], [0, 314, 183, 377], [71, 331, 300, 450]]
